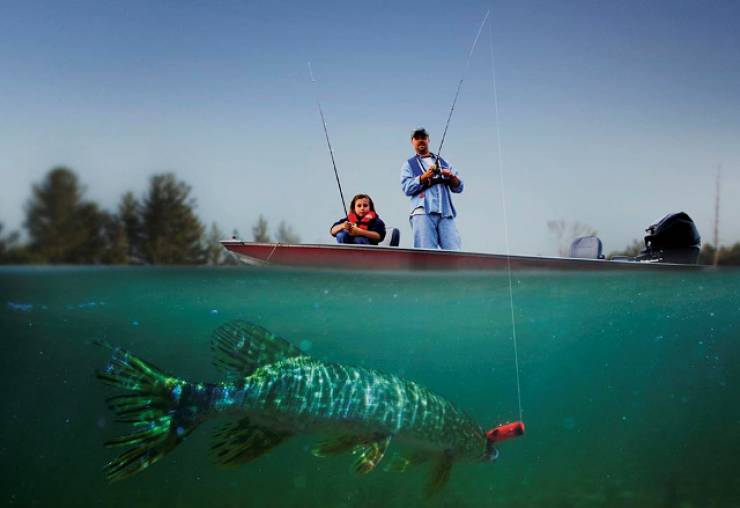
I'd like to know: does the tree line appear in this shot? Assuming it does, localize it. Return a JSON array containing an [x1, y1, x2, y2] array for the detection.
[[0, 167, 299, 265], [2, 168, 737, 265]]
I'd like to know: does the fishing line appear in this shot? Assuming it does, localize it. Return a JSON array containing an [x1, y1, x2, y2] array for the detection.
[[434, 10, 490, 168], [488, 18, 523, 422], [308, 62, 348, 217]]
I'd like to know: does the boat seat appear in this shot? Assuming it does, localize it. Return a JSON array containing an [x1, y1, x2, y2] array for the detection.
[[379, 227, 400, 247], [569, 235, 604, 259]]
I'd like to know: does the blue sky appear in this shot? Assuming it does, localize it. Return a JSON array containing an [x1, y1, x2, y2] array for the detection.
[[1, 0, 738, 254]]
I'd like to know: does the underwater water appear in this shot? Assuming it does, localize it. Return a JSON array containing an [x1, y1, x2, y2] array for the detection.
[[1, 265, 738, 508]]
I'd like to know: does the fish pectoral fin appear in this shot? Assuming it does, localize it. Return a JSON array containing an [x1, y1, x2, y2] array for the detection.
[[384, 451, 432, 473], [352, 435, 392, 474], [210, 320, 304, 378], [311, 434, 371, 457], [210, 417, 291, 466], [312, 433, 391, 473], [425, 452, 455, 497]]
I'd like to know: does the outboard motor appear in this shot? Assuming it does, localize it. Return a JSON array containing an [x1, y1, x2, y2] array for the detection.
[[639, 212, 701, 264]]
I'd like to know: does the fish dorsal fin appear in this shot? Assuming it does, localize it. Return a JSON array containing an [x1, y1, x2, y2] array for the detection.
[[210, 320, 303, 378], [210, 416, 291, 466]]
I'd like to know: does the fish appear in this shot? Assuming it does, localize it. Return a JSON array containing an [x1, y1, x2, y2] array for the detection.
[[96, 320, 523, 494]]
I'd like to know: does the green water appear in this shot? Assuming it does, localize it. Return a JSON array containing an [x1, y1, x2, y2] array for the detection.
[[1, 266, 738, 507]]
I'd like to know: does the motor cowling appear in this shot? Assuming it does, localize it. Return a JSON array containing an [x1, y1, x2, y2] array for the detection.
[[641, 212, 701, 264]]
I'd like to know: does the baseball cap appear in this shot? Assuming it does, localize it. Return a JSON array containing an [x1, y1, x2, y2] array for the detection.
[[411, 128, 429, 139]]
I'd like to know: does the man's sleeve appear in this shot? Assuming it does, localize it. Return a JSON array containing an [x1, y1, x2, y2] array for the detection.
[[449, 165, 464, 193], [401, 161, 423, 196]]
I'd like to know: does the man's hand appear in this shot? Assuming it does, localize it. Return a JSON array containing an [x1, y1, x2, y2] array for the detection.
[[420, 167, 436, 184], [441, 169, 460, 187]]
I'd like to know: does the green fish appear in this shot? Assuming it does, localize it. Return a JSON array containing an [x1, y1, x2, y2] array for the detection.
[[97, 320, 523, 494]]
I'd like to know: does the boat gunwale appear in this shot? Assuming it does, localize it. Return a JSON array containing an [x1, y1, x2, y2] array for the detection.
[[220, 241, 707, 271]]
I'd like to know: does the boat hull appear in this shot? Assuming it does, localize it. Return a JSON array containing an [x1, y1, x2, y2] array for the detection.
[[220, 241, 703, 271]]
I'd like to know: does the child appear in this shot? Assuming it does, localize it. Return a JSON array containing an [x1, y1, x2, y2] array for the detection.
[[330, 194, 386, 245]]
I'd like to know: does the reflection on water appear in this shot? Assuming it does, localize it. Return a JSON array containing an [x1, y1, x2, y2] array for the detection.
[[1, 266, 738, 507]]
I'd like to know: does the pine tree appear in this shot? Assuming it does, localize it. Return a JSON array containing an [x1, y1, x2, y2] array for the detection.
[[204, 222, 226, 265], [0, 223, 24, 263], [140, 173, 206, 264], [118, 191, 143, 262], [24, 167, 107, 263], [276, 220, 300, 244], [252, 215, 270, 242], [101, 214, 129, 264]]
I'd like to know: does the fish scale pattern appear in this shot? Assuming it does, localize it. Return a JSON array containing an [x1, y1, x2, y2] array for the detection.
[[226, 356, 486, 457]]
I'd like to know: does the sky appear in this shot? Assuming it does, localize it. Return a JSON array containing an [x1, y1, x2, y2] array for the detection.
[[1, 0, 738, 255]]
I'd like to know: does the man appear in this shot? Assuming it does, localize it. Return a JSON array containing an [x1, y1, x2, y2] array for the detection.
[[400, 128, 464, 250]]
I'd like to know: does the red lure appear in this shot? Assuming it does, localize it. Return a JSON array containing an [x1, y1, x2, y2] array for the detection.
[[485, 421, 525, 444]]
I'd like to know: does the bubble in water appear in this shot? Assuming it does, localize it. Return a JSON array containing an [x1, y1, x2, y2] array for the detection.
[[7, 302, 33, 312], [209, 309, 219, 315], [299, 340, 312, 351], [131, 320, 140, 327]]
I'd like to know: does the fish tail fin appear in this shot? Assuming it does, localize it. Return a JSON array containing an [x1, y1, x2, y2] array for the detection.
[[96, 343, 196, 482]]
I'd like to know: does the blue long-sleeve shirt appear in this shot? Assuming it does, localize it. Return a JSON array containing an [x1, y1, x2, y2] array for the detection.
[[400, 154, 463, 218]]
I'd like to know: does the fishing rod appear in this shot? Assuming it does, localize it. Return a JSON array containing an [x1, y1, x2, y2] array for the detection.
[[308, 62, 348, 218], [433, 10, 490, 173]]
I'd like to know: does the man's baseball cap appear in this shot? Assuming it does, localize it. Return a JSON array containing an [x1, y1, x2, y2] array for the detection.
[[411, 127, 429, 139]]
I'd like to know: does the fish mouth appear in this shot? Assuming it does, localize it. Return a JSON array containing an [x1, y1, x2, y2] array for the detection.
[[485, 445, 499, 462]]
